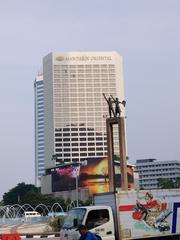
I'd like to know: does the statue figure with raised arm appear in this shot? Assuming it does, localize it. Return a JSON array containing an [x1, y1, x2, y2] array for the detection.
[[110, 95, 126, 117], [103, 93, 115, 118]]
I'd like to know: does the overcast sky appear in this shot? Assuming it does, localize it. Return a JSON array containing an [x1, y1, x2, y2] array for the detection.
[[0, 0, 179, 199]]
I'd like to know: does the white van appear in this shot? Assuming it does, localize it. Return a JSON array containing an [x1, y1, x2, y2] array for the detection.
[[24, 211, 41, 218]]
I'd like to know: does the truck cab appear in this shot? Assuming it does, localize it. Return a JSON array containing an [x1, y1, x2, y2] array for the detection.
[[60, 205, 115, 240]]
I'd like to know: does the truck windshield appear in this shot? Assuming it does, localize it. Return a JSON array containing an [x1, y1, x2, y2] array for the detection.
[[63, 208, 86, 229]]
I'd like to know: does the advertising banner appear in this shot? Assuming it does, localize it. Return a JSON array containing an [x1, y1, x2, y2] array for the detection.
[[79, 158, 134, 195], [52, 166, 80, 192], [52, 157, 134, 194]]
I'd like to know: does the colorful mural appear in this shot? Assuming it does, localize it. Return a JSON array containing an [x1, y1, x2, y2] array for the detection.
[[118, 190, 180, 238], [132, 192, 172, 232]]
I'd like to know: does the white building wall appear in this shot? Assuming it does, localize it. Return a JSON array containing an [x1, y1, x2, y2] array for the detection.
[[43, 51, 125, 168], [43, 54, 56, 168], [34, 74, 45, 187]]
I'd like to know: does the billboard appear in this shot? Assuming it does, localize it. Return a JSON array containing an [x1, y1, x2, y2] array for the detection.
[[79, 158, 134, 195], [52, 157, 134, 194], [52, 166, 80, 192]]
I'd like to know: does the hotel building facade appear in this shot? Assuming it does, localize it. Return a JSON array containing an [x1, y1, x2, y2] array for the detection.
[[43, 52, 125, 170], [41, 52, 126, 197]]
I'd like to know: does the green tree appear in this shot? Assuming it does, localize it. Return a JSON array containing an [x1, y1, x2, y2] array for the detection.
[[3, 182, 39, 205], [2, 182, 90, 210], [2, 182, 67, 211], [174, 177, 180, 188], [157, 178, 180, 189], [21, 189, 44, 206]]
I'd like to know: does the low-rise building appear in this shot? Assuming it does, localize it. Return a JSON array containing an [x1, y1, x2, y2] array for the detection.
[[136, 158, 180, 189]]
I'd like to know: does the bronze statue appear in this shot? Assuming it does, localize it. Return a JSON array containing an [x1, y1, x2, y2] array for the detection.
[[110, 96, 121, 117], [103, 93, 126, 118], [103, 93, 115, 118], [111, 95, 126, 117]]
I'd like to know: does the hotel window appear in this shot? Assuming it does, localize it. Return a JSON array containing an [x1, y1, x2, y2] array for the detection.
[[72, 143, 78, 146], [80, 153, 87, 156], [80, 138, 86, 141], [88, 148, 95, 151], [72, 148, 79, 151], [71, 133, 78, 136], [72, 153, 79, 157], [80, 148, 87, 151], [56, 149, 62, 152], [88, 137, 94, 141], [80, 143, 86, 146], [63, 143, 70, 146], [64, 148, 70, 152], [88, 142, 95, 146], [71, 138, 78, 141], [88, 153, 94, 156], [63, 138, 70, 141], [64, 154, 70, 157], [97, 152, 103, 156]]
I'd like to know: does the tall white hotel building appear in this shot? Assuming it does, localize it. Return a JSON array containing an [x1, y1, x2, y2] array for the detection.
[[35, 52, 125, 194], [42, 51, 125, 170]]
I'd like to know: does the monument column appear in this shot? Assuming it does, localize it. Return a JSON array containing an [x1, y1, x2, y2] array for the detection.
[[104, 94, 128, 192]]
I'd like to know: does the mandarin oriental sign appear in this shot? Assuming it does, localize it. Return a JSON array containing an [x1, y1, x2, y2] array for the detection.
[[56, 55, 112, 61]]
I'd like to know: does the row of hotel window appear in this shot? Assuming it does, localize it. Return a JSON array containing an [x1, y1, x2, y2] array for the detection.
[[54, 67, 115, 72], [55, 137, 106, 141], [55, 152, 106, 158], [55, 132, 104, 136], [55, 147, 106, 152], [55, 127, 104, 131], [55, 142, 105, 147], [54, 73, 115, 77], [53, 87, 116, 92], [53, 67, 116, 71], [54, 64, 115, 68]]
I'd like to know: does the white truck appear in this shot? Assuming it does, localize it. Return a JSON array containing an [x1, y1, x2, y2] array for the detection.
[[60, 189, 180, 240]]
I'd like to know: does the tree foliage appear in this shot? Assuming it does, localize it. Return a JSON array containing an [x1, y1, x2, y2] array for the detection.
[[2, 182, 66, 209], [157, 178, 180, 189], [3, 182, 39, 205], [2, 182, 93, 211]]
